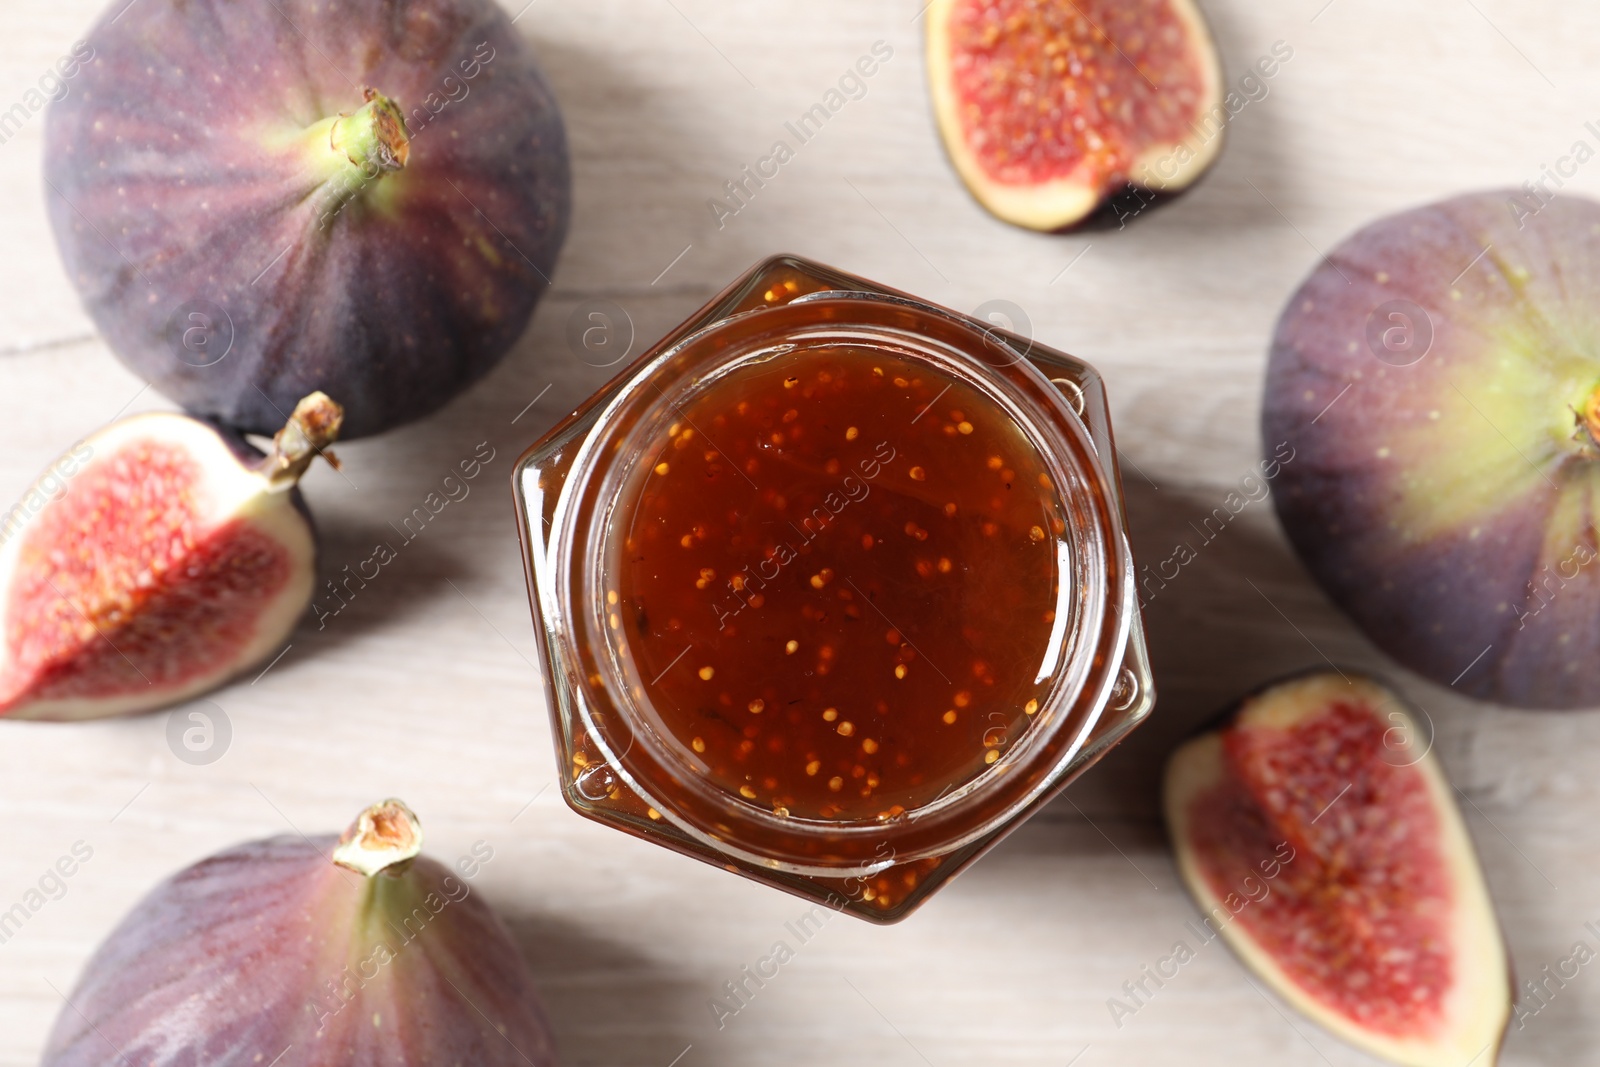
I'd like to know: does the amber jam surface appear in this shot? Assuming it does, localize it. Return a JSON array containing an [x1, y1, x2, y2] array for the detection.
[[607, 342, 1069, 823]]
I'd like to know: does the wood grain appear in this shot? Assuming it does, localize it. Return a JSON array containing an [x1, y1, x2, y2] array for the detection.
[[1, 0, 1597, 1064]]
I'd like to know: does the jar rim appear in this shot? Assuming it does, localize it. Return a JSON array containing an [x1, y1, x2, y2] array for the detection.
[[548, 292, 1133, 874]]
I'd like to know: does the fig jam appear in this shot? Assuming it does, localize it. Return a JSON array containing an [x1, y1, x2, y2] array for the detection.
[[515, 255, 1153, 922], [615, 347, 1066, 823]]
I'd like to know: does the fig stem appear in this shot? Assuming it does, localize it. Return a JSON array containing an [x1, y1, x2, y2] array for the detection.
[[333, 799, 424, 877], [331, 88, 410, 172], [260, 391, 344, 489], [1580, 383, 1600, 452], [298, 88, 410, 218]]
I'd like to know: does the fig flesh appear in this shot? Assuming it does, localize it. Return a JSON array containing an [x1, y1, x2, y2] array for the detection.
[[0, 394, 340, 720], [42, 800, 557, 1066], [45, 0, 571, 439], [1164, 672, 1510, 1067], [1265, 191, 1600, 708], [925, 0, 1225, 231]]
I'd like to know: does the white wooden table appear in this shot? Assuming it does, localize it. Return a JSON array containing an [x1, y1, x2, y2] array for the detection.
[[1, 1, 1596, 1064]]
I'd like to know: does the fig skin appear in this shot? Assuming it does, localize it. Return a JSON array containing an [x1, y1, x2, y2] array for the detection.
[[42, 800, 557, 1067], [0, 394, 341, 721], [924, 0, 1226, 232], [1164, 671, 1511, 1067], [45, 0, 570, 439], [1265, 190, 1600, 709]]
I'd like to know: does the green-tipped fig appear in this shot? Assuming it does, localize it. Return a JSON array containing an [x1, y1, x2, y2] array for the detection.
[[1265, 190, 1600, 708], [0, 394, 341, 720], [1164, 672, 1510, 1066], [42, 800, 556, 1066], [45, 0, 570, 439]]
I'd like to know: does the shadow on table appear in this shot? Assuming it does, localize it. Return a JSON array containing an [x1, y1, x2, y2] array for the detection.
[[1030, 475, 1379, 848], [506, 911, 738, 1067]]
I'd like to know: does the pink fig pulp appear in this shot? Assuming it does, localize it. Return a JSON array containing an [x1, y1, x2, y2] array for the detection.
[[1164, 672, 1510, 1067], [0, 393, 340, 720]]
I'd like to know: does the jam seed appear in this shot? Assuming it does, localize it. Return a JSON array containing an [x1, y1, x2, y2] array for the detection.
[[894, 664, 908, 680], [806, 760, 822, 776], [862, 738, 879, 754], [655, 462, 670, 475], [1025, 698, 1039, 715], [909, 466, 926, 481], [692, 736, 706, 753], [698, 666, 715, 680], [942, 710, 957, 724], [785, 639, 799, 654], [845, 426, 859, 440], [837, 721, 855, 736], [739, 785, 758, 799], [748, 699, 765, 714], [985, 750, 1001, 764], [828, 776, 845, 792], [822, 707, 839, 722], [958, 421, 974, 435]]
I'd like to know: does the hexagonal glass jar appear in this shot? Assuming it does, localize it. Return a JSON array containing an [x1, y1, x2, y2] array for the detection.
[[513, 255, 1153, 923]]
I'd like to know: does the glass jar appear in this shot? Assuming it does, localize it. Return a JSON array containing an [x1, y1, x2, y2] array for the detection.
[[513, 255, 1153, 922]]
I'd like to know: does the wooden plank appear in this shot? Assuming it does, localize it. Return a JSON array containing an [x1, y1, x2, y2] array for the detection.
[[0, 0, 1596, 1064]]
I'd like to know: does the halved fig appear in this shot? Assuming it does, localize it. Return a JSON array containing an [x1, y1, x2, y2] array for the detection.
[[1164, 672, 1510, 1067], [42, 800, 557, 1066], [925, 0, 1226, 231], [0, 394, 341, 720]]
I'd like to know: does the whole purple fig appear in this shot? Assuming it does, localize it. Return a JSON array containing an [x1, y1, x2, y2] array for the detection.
[[43, 800, 557, 1066], [44, 0, 570, 439]]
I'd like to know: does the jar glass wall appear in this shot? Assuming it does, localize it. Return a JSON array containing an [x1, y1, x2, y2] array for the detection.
[[514, 255, 1153, 922]]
